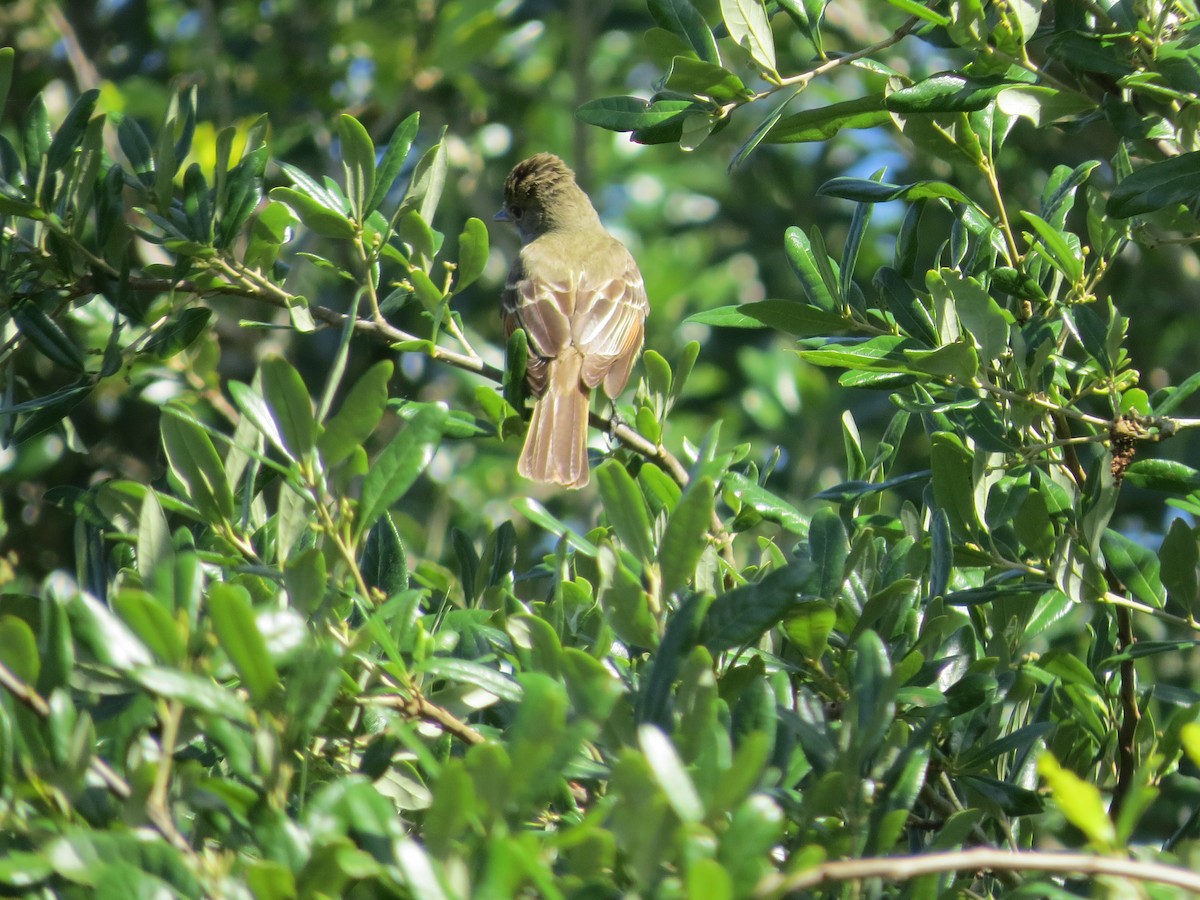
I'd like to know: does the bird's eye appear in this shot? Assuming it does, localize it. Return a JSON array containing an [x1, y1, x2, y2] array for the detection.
[[510, 207, 522, 219]]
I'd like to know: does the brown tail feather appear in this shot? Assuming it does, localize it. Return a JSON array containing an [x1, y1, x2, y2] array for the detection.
[[519, 352, 590, 488]]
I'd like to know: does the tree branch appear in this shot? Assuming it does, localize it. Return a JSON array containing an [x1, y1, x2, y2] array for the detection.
[[756, 848, 1200, 895]]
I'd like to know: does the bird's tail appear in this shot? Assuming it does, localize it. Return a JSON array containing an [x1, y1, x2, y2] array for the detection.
[[519, 352, 590, 488]]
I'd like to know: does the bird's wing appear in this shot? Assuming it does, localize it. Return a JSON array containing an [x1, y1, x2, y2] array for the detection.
[[503, 252, 575, 397], [573, 250, 648, 397]]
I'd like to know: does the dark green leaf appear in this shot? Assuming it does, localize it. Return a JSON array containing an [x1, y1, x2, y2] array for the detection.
[[12, 299, 85, 371], [143, 307, 212, 360], [1123, 460, 1200, 493], [161, 409, 233, 522], [1101, 529, 1165, 608], [319, 359, 393, 467], [367, 112, 419, 216], [576, 96, 701, 137], [45, 89, 100, 173], [0, 48, 12, 115], [360, 513, 409, 598], [885, 74, 1012, 113], [261, 355, 316, 461], [1160, 518, 1198, 613], [665, 56, 750, 101], [636, 593, 710, 726], [784, 226, 837, 310], [357, 403, 448, 537], [117, 114, 153, 181], [809, 508, 848, 599], [767, 95, 889, 143], [1107, 150, 1200, 217], [819, 176, 973, 206], [648, 0, 720, 63], [701, 560, 815, 652], [686, 299, 849, 334], [270, 186, 355, 239]]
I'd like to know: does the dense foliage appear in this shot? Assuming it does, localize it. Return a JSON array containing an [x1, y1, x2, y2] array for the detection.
[[4, 1, 1200, 896]]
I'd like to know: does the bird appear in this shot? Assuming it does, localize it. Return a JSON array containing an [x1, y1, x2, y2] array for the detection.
[[496, 153, 648, 489]]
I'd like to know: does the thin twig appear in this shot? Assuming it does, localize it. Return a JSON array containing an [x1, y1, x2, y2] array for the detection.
[[756, 847, 1200, 895]]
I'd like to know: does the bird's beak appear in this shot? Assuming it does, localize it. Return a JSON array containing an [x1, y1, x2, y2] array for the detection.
[[494, 207, 511, 223]]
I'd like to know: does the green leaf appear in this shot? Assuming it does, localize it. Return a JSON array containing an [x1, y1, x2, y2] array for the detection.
[[1107, 151, 1200, 217], [338, 114, 376, 220], [0, 850, 52, 890], [665, 56, 750, 102], [218, 145, 268, 248], [46, 88, 100, 174], [130, 665, 252, 722], [1160, 518, 1198, 613], [0, 48, 13, 115], [417, 657, 523, 702], [784, 603, 835, 658], [658, 476, 715, 597], [576, 96, 702, 140], [767, 95, 890, 143], [208, 582, 278, 705], [112, 588, 185, 666], [648, 0, 720, 63], [1101, 529, 1165, 608], [161, 409, 233, 522], [117, 113, 153, 181], [720, 0, 776, 73], [143, 307, 212, 360], [367, 112, 419, 216], [0, 615, 39, 684], [11, 299, 85, 372], [730, 87, 803, 169], [361, 512, 409, 598], [799, 335, 923, 373], [701, 561, 814, 652], [930, 431, 979, 536], [261, 355, 316, 461], [640, 724, 704, 822], [599, 543, 658, 647], [408, 267, 443, 311], [723, 472, 807, 534], [686, 300, 848, 335], [595, 460, 655, 563], [319, 359, 393, 466], [1020, 211, 1083, 282], [818, 176, 973, 206], [270, 186, 356, 239], [1037, 752, 1116, 850], [809, 508, 848, 599], [357, 403, 448, 538], [885, 73, 1011, 113], [995, 85, 1094, 127], [937, 270, 1011, 361], [1123, 460, 1200, 494], [284, 547, 327, 615], [903, 340, 979, 380], [455, 217, 489, 291], [407, 134, 449, 226], [784, 226, 837, 310], [637, 593, 710, 726]]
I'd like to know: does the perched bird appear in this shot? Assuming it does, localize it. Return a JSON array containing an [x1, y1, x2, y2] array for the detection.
[[496, 153, 648, 488]]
